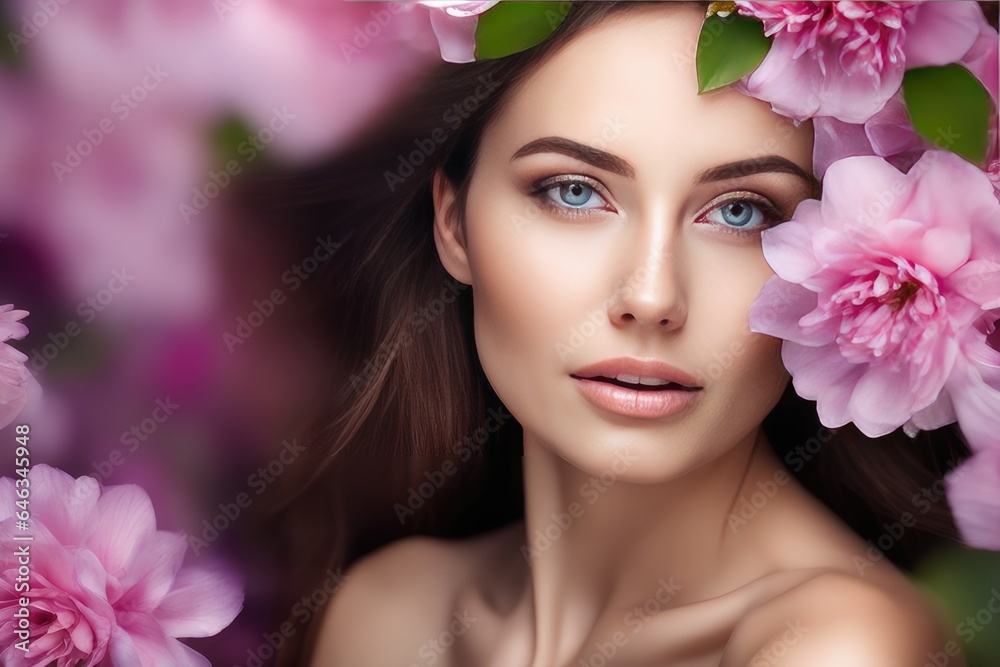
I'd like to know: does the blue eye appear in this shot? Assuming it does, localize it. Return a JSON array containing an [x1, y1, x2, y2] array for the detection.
[[702, 197, 782, 232], [534, 177, 611, 212]]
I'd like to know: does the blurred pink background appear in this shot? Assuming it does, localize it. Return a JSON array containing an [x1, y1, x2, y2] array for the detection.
[[0, 1, 439, 663]]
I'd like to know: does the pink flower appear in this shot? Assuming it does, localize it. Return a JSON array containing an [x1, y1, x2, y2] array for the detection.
[[416, 1, 499, 63], [748, 151, 1000, 438], [735, 1, 986, 123], [811, 17, 999, 179], [0, 465, 243, 666], [0, 306, 39, 431], [947, 447, 1000, 550]]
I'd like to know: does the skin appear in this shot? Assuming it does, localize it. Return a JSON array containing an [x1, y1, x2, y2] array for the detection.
[[313, 4, 962, 666]]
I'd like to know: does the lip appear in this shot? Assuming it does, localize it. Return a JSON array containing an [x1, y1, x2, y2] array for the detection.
[[570, 357, 703, 419], [571, 357, 703, 388]]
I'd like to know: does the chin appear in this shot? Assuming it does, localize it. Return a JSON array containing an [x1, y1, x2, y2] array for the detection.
[[538, 421, 740, 484]]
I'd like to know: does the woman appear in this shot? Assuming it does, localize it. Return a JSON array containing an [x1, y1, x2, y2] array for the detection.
[[246, 2, 995, 665]]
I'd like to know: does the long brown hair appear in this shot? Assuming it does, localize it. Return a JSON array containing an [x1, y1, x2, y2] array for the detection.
[[232, 3, 993, 664]]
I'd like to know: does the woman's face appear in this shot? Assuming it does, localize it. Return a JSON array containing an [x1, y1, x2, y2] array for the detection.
[[434, 3, 817, 481]]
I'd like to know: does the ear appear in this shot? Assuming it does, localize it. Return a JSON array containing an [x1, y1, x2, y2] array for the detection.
[[432, 168, 473, 286]]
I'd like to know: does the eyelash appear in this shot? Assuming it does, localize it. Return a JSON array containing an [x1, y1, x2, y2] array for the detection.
[[527, 174, 788, 234], [699, 192, 787, 237]]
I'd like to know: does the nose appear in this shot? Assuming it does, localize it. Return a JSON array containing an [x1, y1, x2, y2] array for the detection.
[[607, 235, 687, 332]]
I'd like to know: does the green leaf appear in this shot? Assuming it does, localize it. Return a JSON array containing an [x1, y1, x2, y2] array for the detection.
[[903, 64, 993, 166], [697, 13, 771, 94], [475, 2, 569, 61], [911, 545, 1000, 667], [209, 114, 256, 167]]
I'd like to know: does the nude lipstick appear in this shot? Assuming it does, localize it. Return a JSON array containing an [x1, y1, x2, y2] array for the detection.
[[570, 357, 702, 419]]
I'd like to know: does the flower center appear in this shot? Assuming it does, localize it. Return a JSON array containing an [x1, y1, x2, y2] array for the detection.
[[886, 280, 920, 311], [831, 259, 943, 364], [739, 1, 920, 79]]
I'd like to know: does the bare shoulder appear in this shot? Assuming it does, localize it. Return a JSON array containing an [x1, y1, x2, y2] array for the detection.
[[309, 525, 519, 667], [310, 534, 467, 666], [721, 570, 961, 667]]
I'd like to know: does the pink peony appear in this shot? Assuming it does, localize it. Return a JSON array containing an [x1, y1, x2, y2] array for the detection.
[[947, 447, 1000, 550], [735, 1, 986, 123], [416, 1, 500, 63], [748, 151, 1000, 438], [0, 465, 243, 666], [811, 16, 999, 179], [0, 305, 39, 431]]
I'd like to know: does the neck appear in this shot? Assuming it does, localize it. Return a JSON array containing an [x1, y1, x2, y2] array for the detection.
[[518, 427, 784, 667]]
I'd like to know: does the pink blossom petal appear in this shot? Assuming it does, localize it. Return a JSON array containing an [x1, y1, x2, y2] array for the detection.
[[812, 94, 927, 179], [903, 0, 986, 69], [750, 278, 837, 346], [428, 10, 479, 63], [782, 342, 866, 428], [962, 20, 1000, 103], [951, 260, 1000, 310], [950, 335, 1000, 452], [888, 223, 972, 279], [908, 389, 957, 432], [108, 623, 144, 666], [947, 448, 1000, 550], [117, 612, 212, 667], [73, 548, 114, 602], [0, 305, 37, 431], [22, 465, 101, 546], [85, 484, 157, 575], [903, 153, 1000, 246], [848, 358, 948, 437], [0, 306, 29, 342], [864, 94, 924, 157], [760, 208, 823, 283], [153, 565, 245, 638], [115, 531, 189, 612], [820, 155, 912, 226], [813, 116, 874, 178], [418, 1, 499, 17]]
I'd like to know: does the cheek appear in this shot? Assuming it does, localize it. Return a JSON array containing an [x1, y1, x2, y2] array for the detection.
[[463, 214, 575, 410], [715, 302, 789, 422], [690, 247, 788, 413], [462, 204, 614, 422], [734, 333, 789, 410]]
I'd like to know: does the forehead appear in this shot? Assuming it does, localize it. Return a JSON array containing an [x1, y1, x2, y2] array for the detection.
[[483, 3, 813, 182]]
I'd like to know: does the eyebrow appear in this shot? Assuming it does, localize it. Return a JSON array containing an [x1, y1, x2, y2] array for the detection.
[[510, 136, 821, 196]]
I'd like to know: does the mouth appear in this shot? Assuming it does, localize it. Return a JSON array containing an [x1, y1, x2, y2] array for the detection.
[[570, 374, 702, 392], [568, 358, 703, 418]]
